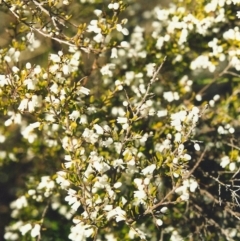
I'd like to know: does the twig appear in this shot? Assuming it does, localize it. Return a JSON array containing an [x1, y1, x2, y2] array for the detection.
[[196, 61, 232, 97], [144, 147, 207, 215], [135, 57, 166, 116], [3, 1, 93, 53], [194, 201, 235, 241], [37, 199, 51, 241], [200, 189, 240, 220]]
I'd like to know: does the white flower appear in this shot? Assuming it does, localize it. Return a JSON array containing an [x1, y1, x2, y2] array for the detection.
[[4, 55, 11, 62], [170, 110, 187, 131], [122, 123, 129, 130], [194, 143, 200, 151], [26, 62, 31, 69], [93, 33, 104, 43], [237, 11, 240, 18], [10, 196, 28, 210], [32, 95, 42, 107], [146, 63, 156, 77], [218, 126, 227, 134], [64, 155, 73, 169], [31, 224, 41, 238], [50, 54, 61, 63], [229, 162, 236, 171], [94, 174, 109, 189], [63, 0, 69, 5], [114, 142, 123, 154], [141, 164, 156, 175], [220, 156, 230, 168], [49, 64, 59, 73], [18, 99, 29, 111], [229, 127, 235, 134], [134, 190, 147, 204], [156, 219, 163, 226], [4, 111, 22, 126], [12, 66, 19, 73], [134, 178, 143, 187], [26, 32, 40, 51], [87, 20, 101, 33], [30, 122, 40, 129], [178, 28, 188, 45], [157, 109, 168, 117], [195, 94, 202, 101], [173, 158, 178, 164], [79, 114, 88, 124], [82, 128, 98, 144], [170, 230, 183, 241], [90, 152, 110, 173], [187, 106, 199, 123], [160, 207, 168, 213], [78, 86, 90, 95], [62, 64, 69, 75], [69, 220, 94, 241], [19, 223, 32, 235], [175, 185, 189, 201], [0, 74, 10, 86], [34, 65, 41, 74], [175, 179, 198, 200], [102, 137, 113, 147], [94, 9, 102, 16], [175, 132, 181, 142], [87, 106, 96, 114], [28, 100, 35, 112], [178, 144, 184, 154], [139, 133, 148, 144], [117, 117, 128, 124], [112, 158, 124, 169], [69, 111, 80, 121], [121, 41, 130, 48], [0, 134, 6, 143], [56, 171, 71, 188], [129, 227, 146, 240], [28, 189, 36, 196], [21, 123, 40, 143], [182, 153, 191, 161], [144, 177, 150, 185], [50, 83, 59, 94], [65, 189, 81, 211], [100, 63, 115, 77], [108, 2, 119, 10], [188, 179, 198, 192], [163, 91, 179, 102], [190, 55, 216, 72], [37, 176, 55, 190], [24, 78, 37, 90], [113, 182, 122, 189], [106, 206, 126, 222], [103, 205, 113, 211], [94, 124, 104, 134], [116, 24, 129, 35], [111, 47, 118, 58]]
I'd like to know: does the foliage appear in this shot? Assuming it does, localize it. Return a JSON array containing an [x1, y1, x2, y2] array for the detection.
[[1, 0, 240, 240]]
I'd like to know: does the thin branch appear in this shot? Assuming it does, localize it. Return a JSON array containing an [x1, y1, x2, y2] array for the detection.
[[37, 199, 51, 241], [194, 202, 235, 241], [135, 57, 166, 116], [3, 1, 94, 53], [200, 189, 240, 220], [144, 147, 207, 215], [196, 61, 232, 97]]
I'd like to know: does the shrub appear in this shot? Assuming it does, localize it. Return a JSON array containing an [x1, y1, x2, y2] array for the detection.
[[1, 0, 240, 240]]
